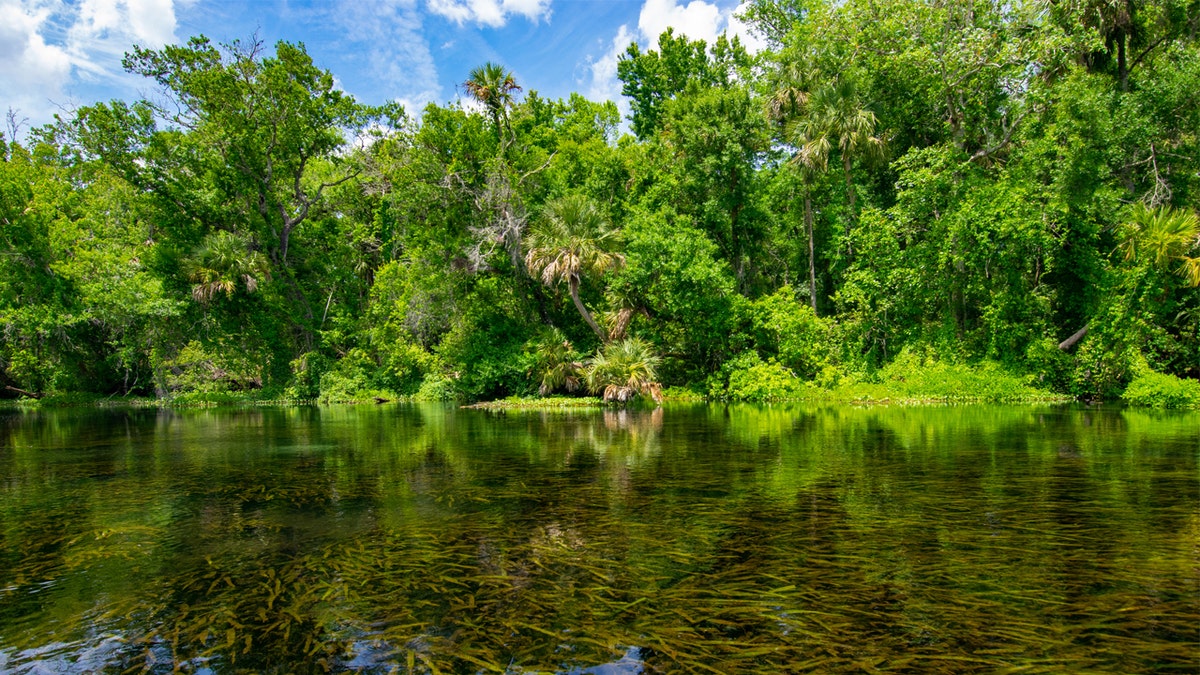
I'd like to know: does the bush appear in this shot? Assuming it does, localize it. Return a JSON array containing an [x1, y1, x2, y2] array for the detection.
[[163, 341, 263, 393], [708, 351, 806, 402], [318, 349, 394, 402], [585, 338, 663, 403], [745, 286, 833, 379], [414, 374, 458, 402], [287, 351, 330, 400], [1122, 371, 1200, 409], [16, 392, 104, 408], [841, 349, 1060, 403], [435, 282, 537, 402]]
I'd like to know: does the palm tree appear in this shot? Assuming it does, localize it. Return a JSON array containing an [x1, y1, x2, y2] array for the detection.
[[1063, 204, 1200, 351], [1121, 204, 1200, 286], [768, 58, 823, 312], [186, 231, 271, 303], [585, 338, 663, 404], [463, 62, 521, 150], [533, 327, 584, 396], [525, 194, 624, 343], [804, 78, 885, 249]]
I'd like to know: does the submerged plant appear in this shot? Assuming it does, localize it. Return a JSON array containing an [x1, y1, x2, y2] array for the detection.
[[585, 337, 663, 403]]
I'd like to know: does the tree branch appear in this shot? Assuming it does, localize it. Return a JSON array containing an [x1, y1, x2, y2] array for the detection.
[[1058, 324, 1088, 351]]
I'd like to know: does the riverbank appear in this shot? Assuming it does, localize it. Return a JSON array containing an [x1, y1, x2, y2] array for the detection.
[[7, 365, 1198, 411]]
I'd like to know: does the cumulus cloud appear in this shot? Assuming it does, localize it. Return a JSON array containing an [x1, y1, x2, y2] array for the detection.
[[638, 0, 722, 48], [0, 2, 73, 99], [68, 0, 178, 78], [1, 0, 180, 130], [584, 0, 763, 113], [726, 1, 768, 55], [426, 0, 552, 27], [587, 24, 635, 105]]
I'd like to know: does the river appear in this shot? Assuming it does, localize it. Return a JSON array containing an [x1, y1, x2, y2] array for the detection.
[[0, 403, 1196, 673]]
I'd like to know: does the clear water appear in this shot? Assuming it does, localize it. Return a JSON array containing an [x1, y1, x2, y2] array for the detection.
[[0, 403, 1196, 673]]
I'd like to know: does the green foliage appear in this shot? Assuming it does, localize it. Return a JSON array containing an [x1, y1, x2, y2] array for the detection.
[[618, 29, 745, 140], [528, 327, 584, 396], [414, 374, 459, 402], [709, 351, 806, 402], [584, 338, 664, 403], [3, 8, 1199, 410], [608, 209, 739, 382], [162, 341, 263, 394], [435, 279, 537, 402], [835, 350, 1062, 403], [1122, 371, 1200, 409], [745, 286, 833, 379]]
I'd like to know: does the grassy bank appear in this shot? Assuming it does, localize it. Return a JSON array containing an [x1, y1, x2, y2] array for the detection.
[[10, 361, 1199, 410]]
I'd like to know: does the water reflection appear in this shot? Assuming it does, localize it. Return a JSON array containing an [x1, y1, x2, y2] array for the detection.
[[0, 403, 1196, 673]]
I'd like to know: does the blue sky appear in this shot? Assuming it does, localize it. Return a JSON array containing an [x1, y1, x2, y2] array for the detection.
[[2, 0, 765, 135]]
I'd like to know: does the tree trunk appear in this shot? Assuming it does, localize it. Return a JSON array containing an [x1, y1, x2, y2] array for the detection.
[[1117, 30, 1129, 92], [569, 276, 608, 343], [805, 193, 817, 314], [843, 152, 856, 257], [1058, 324, 1089, 351]]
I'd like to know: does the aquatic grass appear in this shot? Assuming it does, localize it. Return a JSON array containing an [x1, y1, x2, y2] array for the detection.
[[0, 404, 1196, 672]]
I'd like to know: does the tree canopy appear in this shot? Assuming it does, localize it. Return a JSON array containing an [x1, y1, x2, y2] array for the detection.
[[2, 2, 1198, 404]]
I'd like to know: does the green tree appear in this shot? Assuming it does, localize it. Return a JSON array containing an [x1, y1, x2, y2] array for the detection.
[[524, 194, 624, 343], [464, 62, 522, 153], [803, 78, 885, 235]]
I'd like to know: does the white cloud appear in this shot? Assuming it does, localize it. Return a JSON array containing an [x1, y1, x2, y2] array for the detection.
[[67, 0, 178, 79], [456, 96, 487, 116], [726, 1, 767, 54], [333, 0, 442, 117], [638, 0, 722, 48], [582, 0, 765, 118], [0, 0, 179, 130], [426, 0, 552, 27], [0, 2, 73, 97], [586, 24, 634, 111]]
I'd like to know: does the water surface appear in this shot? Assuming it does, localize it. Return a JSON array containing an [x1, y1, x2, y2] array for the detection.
[[0, 403, 1196, 673]]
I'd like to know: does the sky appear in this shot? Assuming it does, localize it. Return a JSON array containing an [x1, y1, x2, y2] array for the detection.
[[2, 0, 767, 136]]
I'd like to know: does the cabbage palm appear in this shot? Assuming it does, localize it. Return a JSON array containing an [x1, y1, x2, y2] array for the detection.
[[533, 327, 584, 396], [186, 231, 270, 303], [463, 62, 521, 149], [769, 58, 823, 312], [585, 338, 663, 404], [525, 194, 624, 343], [805, 78, 885, 225], [1121, 204, 1200, 286]]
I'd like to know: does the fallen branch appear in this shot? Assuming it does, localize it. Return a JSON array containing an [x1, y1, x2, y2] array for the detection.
[[1058, 325, 1088, 351]]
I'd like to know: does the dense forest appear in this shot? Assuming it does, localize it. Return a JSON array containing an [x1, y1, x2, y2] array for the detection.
[[1, 0, 1198, 406]]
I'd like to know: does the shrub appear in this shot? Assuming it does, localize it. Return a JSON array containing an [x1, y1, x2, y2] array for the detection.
[[854, 349, 1059, 403], [585, 338, 663, 403], [528, 327, 584, 396], [163, 341, 263, 393], [414, 374, 458, 402], [1122, 371, 1200, 409], [708, 351, 806, 402], [318, 349, 393, 402], [746, 286, 833, 379]]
